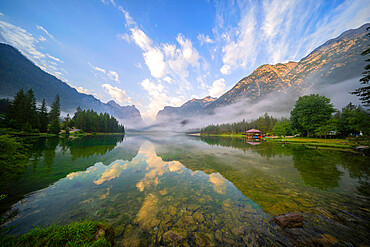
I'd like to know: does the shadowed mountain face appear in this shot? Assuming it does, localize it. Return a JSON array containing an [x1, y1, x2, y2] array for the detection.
[[156, 96, 217, 122], [0, 43, 144, 128], [155, 23, 369, 127]]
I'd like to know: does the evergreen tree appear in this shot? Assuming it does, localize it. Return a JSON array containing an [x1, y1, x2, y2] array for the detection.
[[38, 99, 49, 133], [49, 94, 60, 123], [351, 27, 370, 106], [49, 119, 61, 134], [24, 89, 39, 130], [7, 88, 26, 129], [73, 108, 124, 133]]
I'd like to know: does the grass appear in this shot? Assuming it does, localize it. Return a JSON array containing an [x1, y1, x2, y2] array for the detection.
[[266, 137, 369, 149], [0, 220, 114, 247], [200, 132, 369, 149]]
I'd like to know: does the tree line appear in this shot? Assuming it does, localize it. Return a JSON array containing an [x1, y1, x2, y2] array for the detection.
[[71, 107, 125, 133], [0, 88, 61, 134], [0, 88, 124, 134], [200, 113, 281, 135]]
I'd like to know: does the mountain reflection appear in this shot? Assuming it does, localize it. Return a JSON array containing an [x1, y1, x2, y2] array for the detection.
[[4, 141, 285, 247]]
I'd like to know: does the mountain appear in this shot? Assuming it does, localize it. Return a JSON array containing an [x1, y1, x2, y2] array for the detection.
[[0, 43, 144, 128], [156, 96, 216, 122], [154, 23, 369, 128], [206, 23, 369, 110]]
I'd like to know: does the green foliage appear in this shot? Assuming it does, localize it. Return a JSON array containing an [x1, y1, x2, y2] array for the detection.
[[73, 108, 125, 133], [49, 94, 60, 124], [0, 220, 114, 247], [290, 94, 336, 137], [351, 27, 370, 106], [337, 103, 370, 136], [49, 119, 61, 134], [272, 120, 292, 136], [0, 135, 28, 191], [200, 113, 278, 135], [4, 88, 48, 133], [38, 99, 49, 133], [24, 89, 40, 130], [0, 98, 11, 115]]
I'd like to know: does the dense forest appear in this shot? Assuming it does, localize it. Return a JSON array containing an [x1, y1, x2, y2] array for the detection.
[[0, 88, 125, 134], [200, 113, 281, 135], [201, 94, 370, 138], [71, 107, 125, 133]]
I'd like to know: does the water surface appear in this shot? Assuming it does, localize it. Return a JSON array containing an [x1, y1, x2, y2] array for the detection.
[[1, 134, 369, 246]]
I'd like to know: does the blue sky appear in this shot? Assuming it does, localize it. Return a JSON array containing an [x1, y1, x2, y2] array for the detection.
[[0, 0, 369, 122]]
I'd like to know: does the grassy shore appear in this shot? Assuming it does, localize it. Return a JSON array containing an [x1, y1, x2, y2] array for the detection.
[[0, 220, 114, 247], [266, 137, 369, 149], [199, 133, 369, 149]]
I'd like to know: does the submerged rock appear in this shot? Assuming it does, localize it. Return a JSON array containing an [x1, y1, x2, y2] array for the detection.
[[272, 212, 303, 228], [163, 229, 187, 246]]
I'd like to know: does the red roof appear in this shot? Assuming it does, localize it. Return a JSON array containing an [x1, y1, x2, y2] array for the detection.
[[246, 129, 261, 133]]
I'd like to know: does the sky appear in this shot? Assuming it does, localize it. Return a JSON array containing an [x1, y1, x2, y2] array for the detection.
[[0, 0, 369, 123]]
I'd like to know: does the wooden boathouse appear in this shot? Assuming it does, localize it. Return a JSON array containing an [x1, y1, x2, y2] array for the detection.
[[246, 129, 262, 139]]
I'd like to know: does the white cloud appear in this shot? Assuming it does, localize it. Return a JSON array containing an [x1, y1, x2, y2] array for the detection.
[[108, 70, 120, 83], [220, 64, 231, 75], [0, 20, 66, 79], [0, 20, 45, 60], [102, 83, 132, 104], [117, 33, 131, 43], [0, 13, 3, 16], [92, 66, 106, 74], [217, 0, 370, 73], [118, 6, 135, 27], [130, 28, 152, 51], [46, 53, 63, 63], [140, 79, 185, 121], [165, 34, 200, 80], [209, 78, 226, 98], [221, 6, 257, 72], [75, 86, 93, 95], [261, 0, 294, 39], [36, 25, 58, 43], [143, 48, 167, 78], [135, 63, 143, 69], [197, 33, 214, 45], [141, 79, 168, 120], [100, 0, 116, 6], [39, 36, 46, 42], [163, 76, 174, 84]]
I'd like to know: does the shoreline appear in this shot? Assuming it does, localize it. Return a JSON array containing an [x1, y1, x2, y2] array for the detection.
[[198, 133, 369, 150]]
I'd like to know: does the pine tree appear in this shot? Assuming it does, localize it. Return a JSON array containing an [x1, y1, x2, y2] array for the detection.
[[7, 88, 26, 129], [39, 99, 49, 133], [49, 94, 60, 123], [351, 27, 370, 106], [49, 119, 61, 134], [24, 89, 39, 130]]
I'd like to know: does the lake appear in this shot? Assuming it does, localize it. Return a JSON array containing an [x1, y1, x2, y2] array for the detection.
[[1, 134, 369, 246]]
